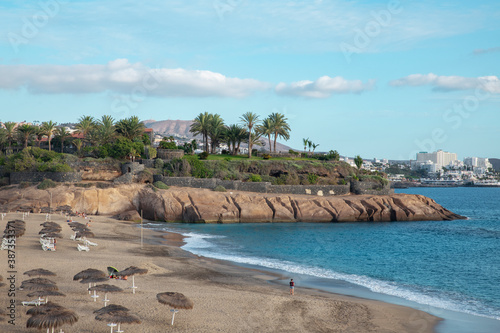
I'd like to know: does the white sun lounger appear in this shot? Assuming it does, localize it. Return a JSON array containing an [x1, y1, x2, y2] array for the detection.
[[84, 239, 98, 247], [77, 244, 90, 252], [42, 243, 56, 251], [22, 298, 46, 306]]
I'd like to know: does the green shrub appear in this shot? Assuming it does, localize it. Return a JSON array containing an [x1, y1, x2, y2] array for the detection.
[[153, 181, 170, 190], [19, 182, 32, 189], [199, 151, 209, 160], [248, 174, 262, 182], [185, 155, 213, 178], [213, 185, 227, 192], [307, 173, 319, 184], [262, 154, 271, 160], [37, 179, 58, 189], [154, 158, 164, 169], [74, 183, 93, 188], [224, 157, 232, 162]]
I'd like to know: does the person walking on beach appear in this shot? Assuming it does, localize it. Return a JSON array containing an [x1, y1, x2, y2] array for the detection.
[[289, 279, 295, 295]]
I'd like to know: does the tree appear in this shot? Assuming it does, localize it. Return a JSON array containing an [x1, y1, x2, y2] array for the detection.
[[207, 114, 225, 154], [327, 150, 340, 161], [0, 128, 7, 151], [115, 116, 145, 141], [307, 140, 312, 154], [240, 112, 259, 158], [55, 126, 71, 153], [73, 138, 83, 156], [41, 120, 57, 151], [75, 115, 96, 146], [302, 138, 309, 155], [34, 127, 45, 148], [16, 124, 37, 148], [190, 112, 211, 153], [95, 115, 116, 145], [269, 112, 290, 153], [4, 121, 16, 147], [354, 155, 363, 170], [257, 118, 273, 153], [224, 124, 246, 155], [312, 143, 319, 154]]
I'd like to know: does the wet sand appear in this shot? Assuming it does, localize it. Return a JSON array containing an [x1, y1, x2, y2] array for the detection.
[[0, 212, 440, 332]]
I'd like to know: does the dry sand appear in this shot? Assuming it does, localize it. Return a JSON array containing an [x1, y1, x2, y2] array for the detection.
[[0, 212, 440, 332]]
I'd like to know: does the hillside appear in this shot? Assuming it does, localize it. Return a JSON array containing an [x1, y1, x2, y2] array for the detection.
[[490, 158, 500, 171], [143, 119, 294, 152]]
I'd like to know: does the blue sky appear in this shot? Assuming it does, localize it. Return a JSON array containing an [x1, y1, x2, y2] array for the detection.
[[0, 0, 499, 160]]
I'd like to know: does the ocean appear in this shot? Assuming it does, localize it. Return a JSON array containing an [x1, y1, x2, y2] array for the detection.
[[144, 187, 500, 332]]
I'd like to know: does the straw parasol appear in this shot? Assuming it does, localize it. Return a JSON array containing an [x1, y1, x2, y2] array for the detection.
[[41, 222, 61, 228], [94, 304, 129, 315], [73, 268, 107, 281], [27, 290, 66, 303], [89, 284, 123, 306], [115, 266, 148, 294], [39, 228, 61, 235], [80, 277, 109, 300], [21, 278, 58, 291], [75, 230, 95, 239], [26, 302, 65, 316], [24, 269, 56, 278], [157, 292, 194, 325], [27, 308, 78, 333], [95, 310, 141, 333]]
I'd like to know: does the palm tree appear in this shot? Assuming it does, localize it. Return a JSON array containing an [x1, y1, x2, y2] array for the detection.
[[190, 112, 211, 153], [240, 112, 259, 158], [73, 138, 83, 156], [307, 140, 312, 154], [208, 114, 225, 154], [96, 115, 116, 145], [16, 124, 37, 148], [224, 124, 246, 155], [34, 126, 45, 148], [115, 116, 145, 141], [4, 121, 16, 147], [0, 128, 7, 151], [302, 138, 309, 156], [75, 116, 96, 146], [354, 155, 363, 170], [269, 112, 290, 153], [257, 118, 273, 153], [312, 143, 319, 154], [55, 126, 71, 153], [41, 120, 57, 151]]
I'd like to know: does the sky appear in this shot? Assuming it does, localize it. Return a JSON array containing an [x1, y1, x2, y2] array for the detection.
[[0, 0, 499, 160]]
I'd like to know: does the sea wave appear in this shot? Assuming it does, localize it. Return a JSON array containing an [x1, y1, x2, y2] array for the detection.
[[178, 230, 500, 321]]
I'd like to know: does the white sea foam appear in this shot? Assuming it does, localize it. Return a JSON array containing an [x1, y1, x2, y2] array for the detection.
[[176, 230, 500, 321]]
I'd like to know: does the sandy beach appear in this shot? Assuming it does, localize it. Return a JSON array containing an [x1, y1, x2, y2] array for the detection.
[[1, 212, 440, 332]]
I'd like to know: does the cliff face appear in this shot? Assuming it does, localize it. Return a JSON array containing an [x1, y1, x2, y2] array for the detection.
[[0, 184, 465, 223]]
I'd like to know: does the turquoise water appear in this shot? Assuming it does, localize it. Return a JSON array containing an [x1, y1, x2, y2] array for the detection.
[[145, 187, 500, 332]]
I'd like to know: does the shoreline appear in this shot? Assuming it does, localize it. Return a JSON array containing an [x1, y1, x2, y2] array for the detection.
[[154, 223, 500, 333], [0, 212, 442, 332]]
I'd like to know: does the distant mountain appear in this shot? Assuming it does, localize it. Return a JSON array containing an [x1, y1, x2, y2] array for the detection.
[[490, 158, 500, 171], [143, 119, 294, 152]]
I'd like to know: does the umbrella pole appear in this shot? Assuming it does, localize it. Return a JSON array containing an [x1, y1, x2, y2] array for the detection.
[[88, 282, 92, 294], [131, 275, 136, 294], [116, 323, 123, 333], [171, 309, 179, 325], [103, 292, 109, 307]]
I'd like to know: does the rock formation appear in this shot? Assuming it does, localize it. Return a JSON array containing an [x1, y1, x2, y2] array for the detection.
[[0, 184, 465, 223]]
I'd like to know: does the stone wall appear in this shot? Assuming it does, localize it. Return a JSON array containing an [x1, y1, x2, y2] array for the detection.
[[121, 162, 144, 174], [10, 172, 83, 184], [153, 175, 360, 196], [350, 180, 393, 195], [157, 149, 184, 160]]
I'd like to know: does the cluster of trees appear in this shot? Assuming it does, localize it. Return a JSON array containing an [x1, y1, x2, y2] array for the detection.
[[302, 138, 320, 156], [0, 116, 150, 159], [189, 112, 290, 157]]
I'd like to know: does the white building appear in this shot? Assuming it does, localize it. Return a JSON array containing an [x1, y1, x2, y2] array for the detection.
[[416, 150, 457, 170], [464, 157, 492, 170]]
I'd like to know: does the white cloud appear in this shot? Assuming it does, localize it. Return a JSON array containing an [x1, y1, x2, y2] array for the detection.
[[275, 76, 375, 98], [390, 73, 500, 93], [0, 59, 270, 97]]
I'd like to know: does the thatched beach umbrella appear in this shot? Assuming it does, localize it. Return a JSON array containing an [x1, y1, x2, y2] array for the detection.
[[157, 292, 194, 325], [27, 290, 66, 303], [89, 284, 123, 307], [80, 277, 109, 300], [21, 278, 58, 291], [41, 222, 61, 228], [27, 308, 78, 333], [115, 266, 148, 294], [75, 231, 95, 239], [39, 228, 61, 235], [94, 304, 129, 315], [24, 269, 56, 278], [95, 310, 141, 333], [26, 302, 65, 316], [74, 269, 107, 294]]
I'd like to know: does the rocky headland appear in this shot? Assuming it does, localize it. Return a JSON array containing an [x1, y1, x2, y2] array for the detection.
[[0, 184, 465, 223]]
